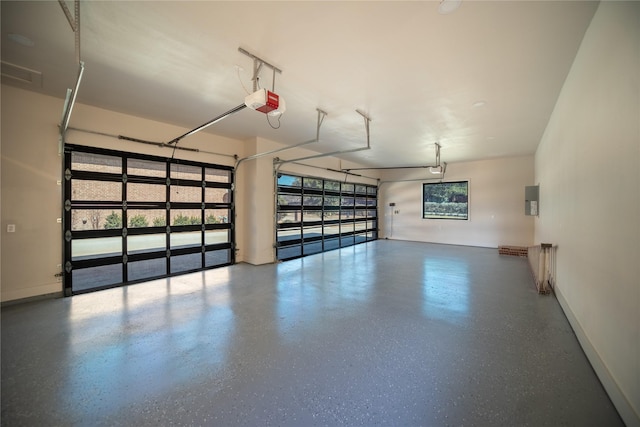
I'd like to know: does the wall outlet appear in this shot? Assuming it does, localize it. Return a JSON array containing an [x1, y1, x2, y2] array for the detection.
[[7, 224, 16, 233]]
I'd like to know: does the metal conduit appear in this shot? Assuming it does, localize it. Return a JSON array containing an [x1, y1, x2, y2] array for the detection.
[[277, 161, 378, 182], [65, 127, 237, 159], [166, 103, 247, 146], [343, 165, 436, 172], [378, 163, 448, 187], [60, 61, 85, 139], [379, 176, 444, 186]]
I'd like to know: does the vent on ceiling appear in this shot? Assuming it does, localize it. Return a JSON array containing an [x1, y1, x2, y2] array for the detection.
[[1, 61, 43, 88]]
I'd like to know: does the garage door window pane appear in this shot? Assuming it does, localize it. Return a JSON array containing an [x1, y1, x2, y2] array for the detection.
[[72, 209, 121, 231], [278, 211, 301, 224], [205, 230, 230, 245], [170, 231, 201, 249], [127, 159, 165, 178], [205, 188, 230, 203], [72, 237, 122, 261], [72, 152, 121, 174], [205, 250, 230, 267], [278, 174, 301, 187], [303, 210, 322, 223], [128, 234, 166, 254], [205, 209, 229, 224], [171, 164, 201, 180], [172, 210, 201, 225], [205, 168, 230, 183], [171, 253, 201, 273], [128, 259, 166, 282], [127, 210, 165, 228], [72, 265, 123, 291], [278, 229, 301, 243], [171, 186, 201, 203], [72, 180, 121, 201], [128, 183, 165, 202]]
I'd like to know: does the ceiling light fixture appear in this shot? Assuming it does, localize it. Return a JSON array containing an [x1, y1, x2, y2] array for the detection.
[[438, 0, 462, 15]]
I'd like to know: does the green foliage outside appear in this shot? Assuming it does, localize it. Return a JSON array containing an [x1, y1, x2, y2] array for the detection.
[[173, 214, 200, 226], [423, 202, 468, 218], [153, 216, 166, 227], [128, 214, 149, 228], [423, 182, 468, 203], [104, 211, 122, 229], [205, 214, 220, 224]]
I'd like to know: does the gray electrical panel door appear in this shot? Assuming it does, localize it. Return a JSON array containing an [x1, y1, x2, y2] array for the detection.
[[525, 185, 539, 216]]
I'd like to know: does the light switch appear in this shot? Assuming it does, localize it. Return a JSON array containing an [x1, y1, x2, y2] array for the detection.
[[7, 224, 16, 233]]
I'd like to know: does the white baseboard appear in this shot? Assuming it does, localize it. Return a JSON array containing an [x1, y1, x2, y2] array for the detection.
[[555, 286, 640, 427]]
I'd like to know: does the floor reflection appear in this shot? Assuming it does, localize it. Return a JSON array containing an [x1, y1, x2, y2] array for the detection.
[[276, 246, 375, 341], [423, 257, 470, 322], [65, 271, 235, 417]]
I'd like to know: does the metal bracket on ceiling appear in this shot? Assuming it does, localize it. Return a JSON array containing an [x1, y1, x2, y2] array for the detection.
[[316, 108, 328, 140], [238, 47, 283, 92], [341, 141, 444, 173], [356, 109, 372, 149], [58, 0, 81, 64], [58, 1, 76, 31]]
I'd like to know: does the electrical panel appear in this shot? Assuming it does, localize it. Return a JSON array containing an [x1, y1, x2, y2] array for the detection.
[[525, 185, 539, 216]]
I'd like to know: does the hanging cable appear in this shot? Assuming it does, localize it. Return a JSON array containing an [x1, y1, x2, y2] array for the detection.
[[266, 113, 282, 129], [236, 66, 252, 95]]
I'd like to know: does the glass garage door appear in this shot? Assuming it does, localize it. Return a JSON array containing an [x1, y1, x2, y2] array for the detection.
[[63, 144, 234, 295], [276, 174, 377, 261]]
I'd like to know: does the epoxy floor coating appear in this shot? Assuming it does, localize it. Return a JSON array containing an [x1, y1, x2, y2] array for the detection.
[[1, 241, 623, 426]]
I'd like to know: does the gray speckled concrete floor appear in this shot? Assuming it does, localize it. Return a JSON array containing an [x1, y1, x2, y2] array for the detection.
[[1, 241, 623, 426]]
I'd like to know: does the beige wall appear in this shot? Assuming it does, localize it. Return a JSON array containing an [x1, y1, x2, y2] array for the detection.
[[378, 155, 535, 248], [534, 2, 639, 425], [239, 137, 277, 265], [1, 86, 65, 301]]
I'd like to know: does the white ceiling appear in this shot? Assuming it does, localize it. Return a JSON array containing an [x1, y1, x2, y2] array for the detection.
[[1, 1, 598, 167]]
